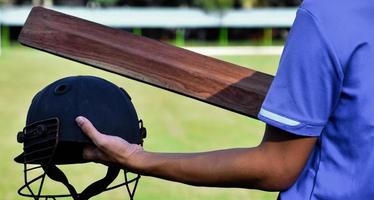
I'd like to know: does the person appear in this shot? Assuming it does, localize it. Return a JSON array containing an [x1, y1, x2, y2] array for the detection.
[[75, 0, 374, 199]]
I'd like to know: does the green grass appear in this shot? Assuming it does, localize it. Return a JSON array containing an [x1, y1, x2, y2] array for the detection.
[[0, 46, 280, 200]]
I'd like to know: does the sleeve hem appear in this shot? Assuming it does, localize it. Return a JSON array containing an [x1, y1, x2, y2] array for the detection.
[[258, 111, 324, 137]]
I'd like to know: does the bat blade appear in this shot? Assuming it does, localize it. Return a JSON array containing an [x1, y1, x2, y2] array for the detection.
[[18, 7, 273, 119]]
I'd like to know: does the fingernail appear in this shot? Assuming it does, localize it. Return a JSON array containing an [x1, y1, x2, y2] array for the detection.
[[76, 116, 85, 126]]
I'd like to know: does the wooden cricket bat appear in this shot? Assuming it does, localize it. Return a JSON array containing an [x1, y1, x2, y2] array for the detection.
[[18, 7, 274, 119]]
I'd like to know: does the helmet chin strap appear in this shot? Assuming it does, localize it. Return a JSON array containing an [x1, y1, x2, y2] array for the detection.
[[43, 165, 79, 199], [43, 165, 120, 200], [78, 166, 120, 200]]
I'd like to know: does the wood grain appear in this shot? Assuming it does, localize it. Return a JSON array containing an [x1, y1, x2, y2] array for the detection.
[[18, 7, 274, 119]]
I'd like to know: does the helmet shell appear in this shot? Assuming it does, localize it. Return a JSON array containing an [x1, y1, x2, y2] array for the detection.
[[16, 76, 142, 164]]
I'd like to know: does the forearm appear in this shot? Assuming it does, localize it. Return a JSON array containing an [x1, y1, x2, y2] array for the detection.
[[77, 117, 317, 192], [126, 147, 283, 190]]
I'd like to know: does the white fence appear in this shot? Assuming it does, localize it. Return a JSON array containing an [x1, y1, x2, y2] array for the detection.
[[0, 6, 296, 55], [0, 6, 297, 28]]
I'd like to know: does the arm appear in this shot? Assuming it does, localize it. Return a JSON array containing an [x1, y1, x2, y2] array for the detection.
[[76, 116, 316, 191]]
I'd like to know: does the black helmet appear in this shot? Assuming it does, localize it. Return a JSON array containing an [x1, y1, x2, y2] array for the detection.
[[15, 76, 146, 200]]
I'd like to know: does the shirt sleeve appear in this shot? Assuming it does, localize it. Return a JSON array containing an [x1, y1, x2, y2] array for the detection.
[[258, 8, 343, 137]]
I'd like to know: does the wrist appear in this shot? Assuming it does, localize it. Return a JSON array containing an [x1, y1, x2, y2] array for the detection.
[[121, 144, 146, 170]]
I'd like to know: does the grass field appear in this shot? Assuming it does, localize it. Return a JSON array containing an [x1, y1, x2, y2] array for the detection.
[[0, 46, 280, 200]]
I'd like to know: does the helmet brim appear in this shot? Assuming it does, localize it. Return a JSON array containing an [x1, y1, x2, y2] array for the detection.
[[14, 143, 89, 165], [14, 152, 25, 164]]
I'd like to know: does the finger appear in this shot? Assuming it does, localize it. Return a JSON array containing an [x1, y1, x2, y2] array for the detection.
[[83, 146, 109, 162], [76, 116, 105, 145]]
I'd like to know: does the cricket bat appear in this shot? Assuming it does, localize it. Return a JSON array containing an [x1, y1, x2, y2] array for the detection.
[[18, 7, 274, 119]]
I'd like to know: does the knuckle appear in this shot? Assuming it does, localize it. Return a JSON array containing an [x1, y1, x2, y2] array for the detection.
[[96, 138, 109, 149], [83, 149, 93, 160]]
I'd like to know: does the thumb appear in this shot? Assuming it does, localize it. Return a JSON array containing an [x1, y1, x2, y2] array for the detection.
[[76, 116, 105, 146]]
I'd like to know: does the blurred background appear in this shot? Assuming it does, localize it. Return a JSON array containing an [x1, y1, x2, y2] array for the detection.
[[0, 0, 299, 199]]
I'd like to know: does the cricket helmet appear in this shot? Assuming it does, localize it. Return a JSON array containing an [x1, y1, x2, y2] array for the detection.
[[15, 76, 146, 200]]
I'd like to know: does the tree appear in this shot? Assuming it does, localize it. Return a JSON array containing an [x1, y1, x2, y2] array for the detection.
[[87, 0, 119, 6], [192, 0, 237, 10]]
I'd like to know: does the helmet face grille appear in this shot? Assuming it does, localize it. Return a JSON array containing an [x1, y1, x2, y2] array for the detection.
[[17, 163, 142, 199], [21, 118, 59, 164]]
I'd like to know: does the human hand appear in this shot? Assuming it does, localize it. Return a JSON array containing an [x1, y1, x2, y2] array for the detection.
[[75, 116, 143, 167]]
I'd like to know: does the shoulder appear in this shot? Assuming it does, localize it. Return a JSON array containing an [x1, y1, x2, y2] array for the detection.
[[299, 0, 372, 68]]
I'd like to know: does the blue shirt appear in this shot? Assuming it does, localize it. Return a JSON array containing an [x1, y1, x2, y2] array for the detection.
[[258, 0, 374, 199]]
